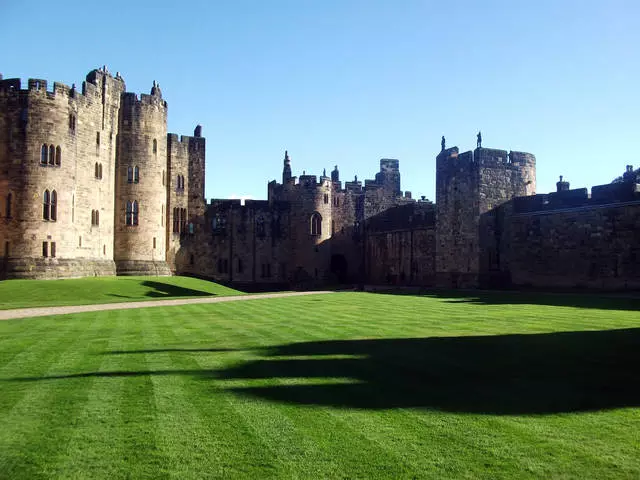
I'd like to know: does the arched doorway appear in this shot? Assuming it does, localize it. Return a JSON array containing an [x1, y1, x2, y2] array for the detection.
[[330, 254, 348, 283]]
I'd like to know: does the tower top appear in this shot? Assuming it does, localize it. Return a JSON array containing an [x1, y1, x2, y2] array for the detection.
[[282, 150, 292, 183]]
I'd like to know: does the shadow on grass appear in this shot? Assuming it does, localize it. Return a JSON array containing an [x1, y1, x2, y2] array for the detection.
[[215, 328, 640, 414], [368, 289, 640, 311], [141, 280, 214, 298], [8, 328, 639, 415]]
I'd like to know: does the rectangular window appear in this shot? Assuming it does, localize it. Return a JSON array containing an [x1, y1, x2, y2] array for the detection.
[[79, 236, 82, 247], [51, 242, 56, 258], [96, 131, 100, 145], [42, 241, 48, 257], [153, 237, 156, 249]]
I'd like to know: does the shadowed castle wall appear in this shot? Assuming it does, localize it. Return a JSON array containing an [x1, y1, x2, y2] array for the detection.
[[366, 202, 436, 285], [505, 182, 640, 290], [194, 199, 292, 285]]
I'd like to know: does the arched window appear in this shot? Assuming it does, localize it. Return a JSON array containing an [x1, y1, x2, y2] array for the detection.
[[127, 166, 133, 183], [152, 139, 157, 154], [68, 114, 76, 133], [310, 212, 322, 236], [50, 190, 57, 221], [126, 201, 133, 225], [43, 190, 50, 220], [181, 208, 187, 232], [98, 164, 102, 179], [55, 146, 61, 166], [48, 145, 55, 165], [91, 210, 96, 226], [95, 162, 100, 178], [324, 193, 329, 204], [134, 166, 139, 183], [132, 200, 139, 225], [40, 144, 47, 165]]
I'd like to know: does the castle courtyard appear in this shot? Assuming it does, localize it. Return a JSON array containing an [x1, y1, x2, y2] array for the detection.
[[0, 276, 638, 478]]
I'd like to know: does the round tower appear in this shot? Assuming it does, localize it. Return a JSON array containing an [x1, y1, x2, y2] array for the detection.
[[114, 82, 170, 275], [0, 69, 124, 278]]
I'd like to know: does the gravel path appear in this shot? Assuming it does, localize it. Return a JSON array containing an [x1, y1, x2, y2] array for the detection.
[[0, 290, 335, 321]]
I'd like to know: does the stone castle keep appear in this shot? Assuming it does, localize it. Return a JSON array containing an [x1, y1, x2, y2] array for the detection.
[[1, 68, 639, 289]]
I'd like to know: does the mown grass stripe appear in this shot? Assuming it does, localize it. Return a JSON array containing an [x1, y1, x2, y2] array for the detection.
[[0, 290, 638, 478]]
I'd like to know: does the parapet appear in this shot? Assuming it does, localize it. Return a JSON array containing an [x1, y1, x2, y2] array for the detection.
[[514, 181, 639, 214], [591, 182, 639, 203], [121, 91, 167, 109], [438, 146, 535, 167]]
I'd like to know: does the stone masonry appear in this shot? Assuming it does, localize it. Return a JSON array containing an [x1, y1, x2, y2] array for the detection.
[[1, 66, 639, 290]]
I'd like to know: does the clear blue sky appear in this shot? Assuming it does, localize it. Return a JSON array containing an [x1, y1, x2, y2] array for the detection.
[[2, 0, 638, 202]]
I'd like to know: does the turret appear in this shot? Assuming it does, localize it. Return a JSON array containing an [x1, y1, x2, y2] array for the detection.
[[282, 150, 292, 184], [623, 165, 637, 183], [556, 175, 570, 192], [331, 165, 340, 183]]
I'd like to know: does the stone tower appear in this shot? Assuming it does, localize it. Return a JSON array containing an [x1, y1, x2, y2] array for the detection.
[[0, 68, 124, 278], [269, 153, 334, 282], [435, 144, 536, 287], [165, 125, 206, 273], [114, 82, 170, 275]]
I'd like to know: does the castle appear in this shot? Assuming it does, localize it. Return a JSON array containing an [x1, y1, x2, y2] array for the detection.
[[1, 68, 639, 290]]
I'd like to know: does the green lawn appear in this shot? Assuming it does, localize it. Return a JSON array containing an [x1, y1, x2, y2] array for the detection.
[[0, 291, 639, 478], [0, 276, 243, 310]]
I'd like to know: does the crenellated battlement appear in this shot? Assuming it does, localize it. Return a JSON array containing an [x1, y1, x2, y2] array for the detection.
[[438, 146, 535, 168], [121, 91, 167, 109], [0, 67, 127, 105]]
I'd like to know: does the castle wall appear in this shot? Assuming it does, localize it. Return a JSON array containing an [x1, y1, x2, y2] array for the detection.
[[195, 199, 292, 285], [0, 70, 123, 278], [365, 202, 436, 285], [507, 192, 640, 290], [114, 90, 170, 275]]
